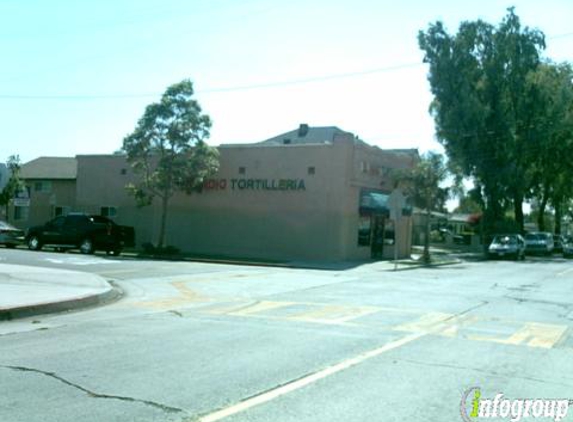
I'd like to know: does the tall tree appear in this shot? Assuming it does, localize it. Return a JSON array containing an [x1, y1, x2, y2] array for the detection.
[[526, 63, 573, 233], [418, 8, 545, 234], [0, 155, 23, 222], [395, 152, 448, 263], [123, 79, 220, 248]]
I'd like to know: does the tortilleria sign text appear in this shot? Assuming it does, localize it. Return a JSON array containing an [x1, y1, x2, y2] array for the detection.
[[203, 178, 306, 191]]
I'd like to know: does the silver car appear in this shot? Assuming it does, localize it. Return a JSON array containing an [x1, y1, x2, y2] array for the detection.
[[0, 220, 25, 248], [524, 232, 554, 255], [488, 234, 526, 260]]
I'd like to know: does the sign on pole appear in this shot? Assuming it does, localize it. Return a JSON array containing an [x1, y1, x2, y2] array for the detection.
[[388, 188, 405, 221]]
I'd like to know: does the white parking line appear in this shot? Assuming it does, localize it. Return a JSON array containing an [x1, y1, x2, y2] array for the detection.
[[199, 332, 425, 422]]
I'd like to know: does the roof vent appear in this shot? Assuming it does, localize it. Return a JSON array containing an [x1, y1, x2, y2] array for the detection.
[[298, 124, 309, 137]]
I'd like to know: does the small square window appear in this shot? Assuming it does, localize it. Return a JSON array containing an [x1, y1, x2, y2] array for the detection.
[[239, 167, 246, 175], [308, 166, 315, 175], [283, 139, 291, 145], [120, 169, 127, 175]]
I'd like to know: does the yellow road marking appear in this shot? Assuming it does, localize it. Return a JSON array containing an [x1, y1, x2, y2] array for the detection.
[[507, 322, 567, 348], [289, 305, 379, 324], [393, 312, 453, 333], [467, 322, 567, 349], [132, 290, 569, 351], [202, 301, 250, 315], [199, 332, 425, 422], [132, 281, 208, 309], [230, 301, 296, 316], [439, 315, 481, 337]]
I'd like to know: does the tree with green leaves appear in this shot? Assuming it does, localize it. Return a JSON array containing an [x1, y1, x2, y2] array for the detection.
[[0, 155, 23, 222], [123, 79, 220, 248], [418, 8, 545, 234], [395, 152, 448, 263], [526, 62, 573, 233]]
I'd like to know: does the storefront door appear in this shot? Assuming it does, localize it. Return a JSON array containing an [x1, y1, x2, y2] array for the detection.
[[371, 216, 385, 258]]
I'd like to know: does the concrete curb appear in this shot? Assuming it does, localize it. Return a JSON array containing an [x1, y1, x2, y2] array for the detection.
[[0, 282, 122, 321], [383, 258, 463, 272], [124, 253, 293, 269], [121, 251, 467, 271]]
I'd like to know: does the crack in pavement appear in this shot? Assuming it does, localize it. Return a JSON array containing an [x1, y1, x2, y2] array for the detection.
[[1, 365, 188, 415], [504, 296, 573, 309]]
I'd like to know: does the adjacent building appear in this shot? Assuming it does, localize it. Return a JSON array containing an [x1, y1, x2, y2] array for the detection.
[[13, 125, 417, 261], [17, 157, 77, 224]]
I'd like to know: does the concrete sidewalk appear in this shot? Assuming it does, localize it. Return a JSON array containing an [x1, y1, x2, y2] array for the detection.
[[0, 264, 120, 321]]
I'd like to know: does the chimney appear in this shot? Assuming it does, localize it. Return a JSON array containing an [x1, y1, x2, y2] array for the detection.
[[298, 123, 309, 137]]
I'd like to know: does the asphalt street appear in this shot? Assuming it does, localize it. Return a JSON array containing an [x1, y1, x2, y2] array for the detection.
[[1, 248, 573, 422]]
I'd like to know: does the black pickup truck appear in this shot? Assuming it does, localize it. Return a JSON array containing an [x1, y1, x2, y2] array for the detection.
[[26, 213, 135, 255]]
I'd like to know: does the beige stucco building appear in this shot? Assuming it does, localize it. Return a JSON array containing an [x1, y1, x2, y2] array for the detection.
[[12, 157, 77, 224], [15, 126, 417, 261]]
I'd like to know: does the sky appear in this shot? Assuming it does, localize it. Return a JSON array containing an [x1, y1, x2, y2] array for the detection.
[[0, 0, 572, 164]]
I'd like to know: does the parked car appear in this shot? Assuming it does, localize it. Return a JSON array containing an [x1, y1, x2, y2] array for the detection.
[[26, 213, 135, 255], [563, 236, 573, 258], [524, 232, 554, 255], [553, 234, 565, 253], [488, 234, 525, 260], [0, 220, 25, 248]]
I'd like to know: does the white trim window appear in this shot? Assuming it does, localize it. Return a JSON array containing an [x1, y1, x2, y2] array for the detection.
[[100, 206, 118, 218], [53, 206, 71, 217]]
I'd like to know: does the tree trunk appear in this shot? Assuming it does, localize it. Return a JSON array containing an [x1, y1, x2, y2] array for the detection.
[[554, 197, 562, 235], [538, 193, 548, 232], [484, 181, 503, 235], [513, 192, 524, 234], [423, 190, 431, 264], [158, 195, 169, 249]]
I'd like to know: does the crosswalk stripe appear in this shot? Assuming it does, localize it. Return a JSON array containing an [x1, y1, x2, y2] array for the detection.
[[507, 322, 567, 348], [288, 305, 379, 324], [393, 312, 454, 333], [229, 301, 296, 316]]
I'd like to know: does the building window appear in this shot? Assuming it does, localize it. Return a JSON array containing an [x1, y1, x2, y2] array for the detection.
[[120, 169, 127, 175], [238, 167, 246, 175], [360, 161, 369, 173], [34, 181, 52, 193], [101, 206, 118, 218], [53, 206, 71, 217], [14, 206, 29, 221], [308, 166, 315, 175], [283, 139, 291, 145]]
